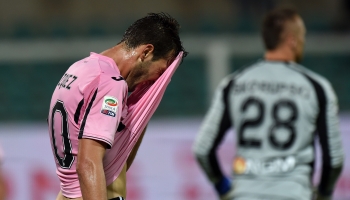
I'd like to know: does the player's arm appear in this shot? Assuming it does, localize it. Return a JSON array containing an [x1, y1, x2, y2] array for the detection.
[[126, 126, 147, 171], [77, 138, 108, 200], [77, 75, 126, 200], [192, 77, 234, 198], [314, 80, 344, 200]]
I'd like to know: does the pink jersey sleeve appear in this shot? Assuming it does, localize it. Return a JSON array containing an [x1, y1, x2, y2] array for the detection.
[[78, 63, 127, 148]]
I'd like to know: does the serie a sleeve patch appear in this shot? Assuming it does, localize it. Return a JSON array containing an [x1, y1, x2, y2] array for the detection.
[[100, 96, 118, 117]]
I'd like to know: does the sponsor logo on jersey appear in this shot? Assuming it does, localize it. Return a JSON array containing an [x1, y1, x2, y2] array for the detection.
[[101, 96, 118, 117], [105, 98, 118, 106], [233, 157, 247, 174], [233, 156, 296, 175]]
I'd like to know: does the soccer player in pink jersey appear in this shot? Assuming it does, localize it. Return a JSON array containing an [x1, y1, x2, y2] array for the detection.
[[48, 13, 187, 200]]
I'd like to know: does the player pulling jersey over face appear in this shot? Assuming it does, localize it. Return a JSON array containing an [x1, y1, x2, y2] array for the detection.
[[49, 53, 128, 197], [193, 8, 343, 200], [48, 13, 188, 200]]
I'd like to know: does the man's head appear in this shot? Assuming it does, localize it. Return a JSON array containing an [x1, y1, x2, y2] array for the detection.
[[262, 8, 306, 63], [119, 13, 188, 91]]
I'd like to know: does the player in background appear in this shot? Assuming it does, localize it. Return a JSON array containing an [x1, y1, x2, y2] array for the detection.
[[193, 7, 343, 200], [49, 13, 187, 200]]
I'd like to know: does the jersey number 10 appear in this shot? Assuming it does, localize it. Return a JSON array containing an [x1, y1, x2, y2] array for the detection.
[[50, 100, 75, 169]]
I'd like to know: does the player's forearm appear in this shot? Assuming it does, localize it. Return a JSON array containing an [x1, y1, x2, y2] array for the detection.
[[194, 151, 224, 183], [318, 164, 343, 197], [77, 158, 107, 200], [126, 126, 147, 170], [77, 139, 108, 200], [195, 151, 233, 198]]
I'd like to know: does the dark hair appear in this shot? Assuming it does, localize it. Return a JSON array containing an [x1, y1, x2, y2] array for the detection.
[[262, 7, 299, 50], [121, 12, 188, 61]]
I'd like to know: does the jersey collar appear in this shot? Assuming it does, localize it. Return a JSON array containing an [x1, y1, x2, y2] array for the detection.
[[90, 52, 121, 73]]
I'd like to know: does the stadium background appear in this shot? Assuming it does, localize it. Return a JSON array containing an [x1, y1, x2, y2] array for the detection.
[[0, 0, 349, 199]]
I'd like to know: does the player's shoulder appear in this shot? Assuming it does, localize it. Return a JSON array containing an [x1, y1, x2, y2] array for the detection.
[[217, 60, 263, 91], [85, 53, 121, 76], [290, 63, 334, 91], [223, 60, 264, 81]]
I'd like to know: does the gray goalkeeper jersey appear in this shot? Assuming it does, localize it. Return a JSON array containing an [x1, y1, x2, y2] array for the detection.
[[193, 60, 343, 200]]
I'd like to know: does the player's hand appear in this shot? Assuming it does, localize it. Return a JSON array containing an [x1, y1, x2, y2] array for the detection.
[[214, 176, 233, 199], [220, 186, 234, 200]]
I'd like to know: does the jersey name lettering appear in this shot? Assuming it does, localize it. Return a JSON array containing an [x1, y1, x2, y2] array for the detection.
[[233, 81, 310, 99], [58, 73, 78, 90]]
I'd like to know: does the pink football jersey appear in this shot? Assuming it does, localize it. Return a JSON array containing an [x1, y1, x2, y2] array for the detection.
[[48, 53, 128, 198], [49, 52, 183, 198]]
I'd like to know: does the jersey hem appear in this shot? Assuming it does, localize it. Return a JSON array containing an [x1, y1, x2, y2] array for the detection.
[[80, 134, 113, 149]]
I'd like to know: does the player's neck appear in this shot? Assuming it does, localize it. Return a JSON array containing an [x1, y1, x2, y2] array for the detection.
[[100, 44, 133, 78], [264, 47, 296, 63]]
